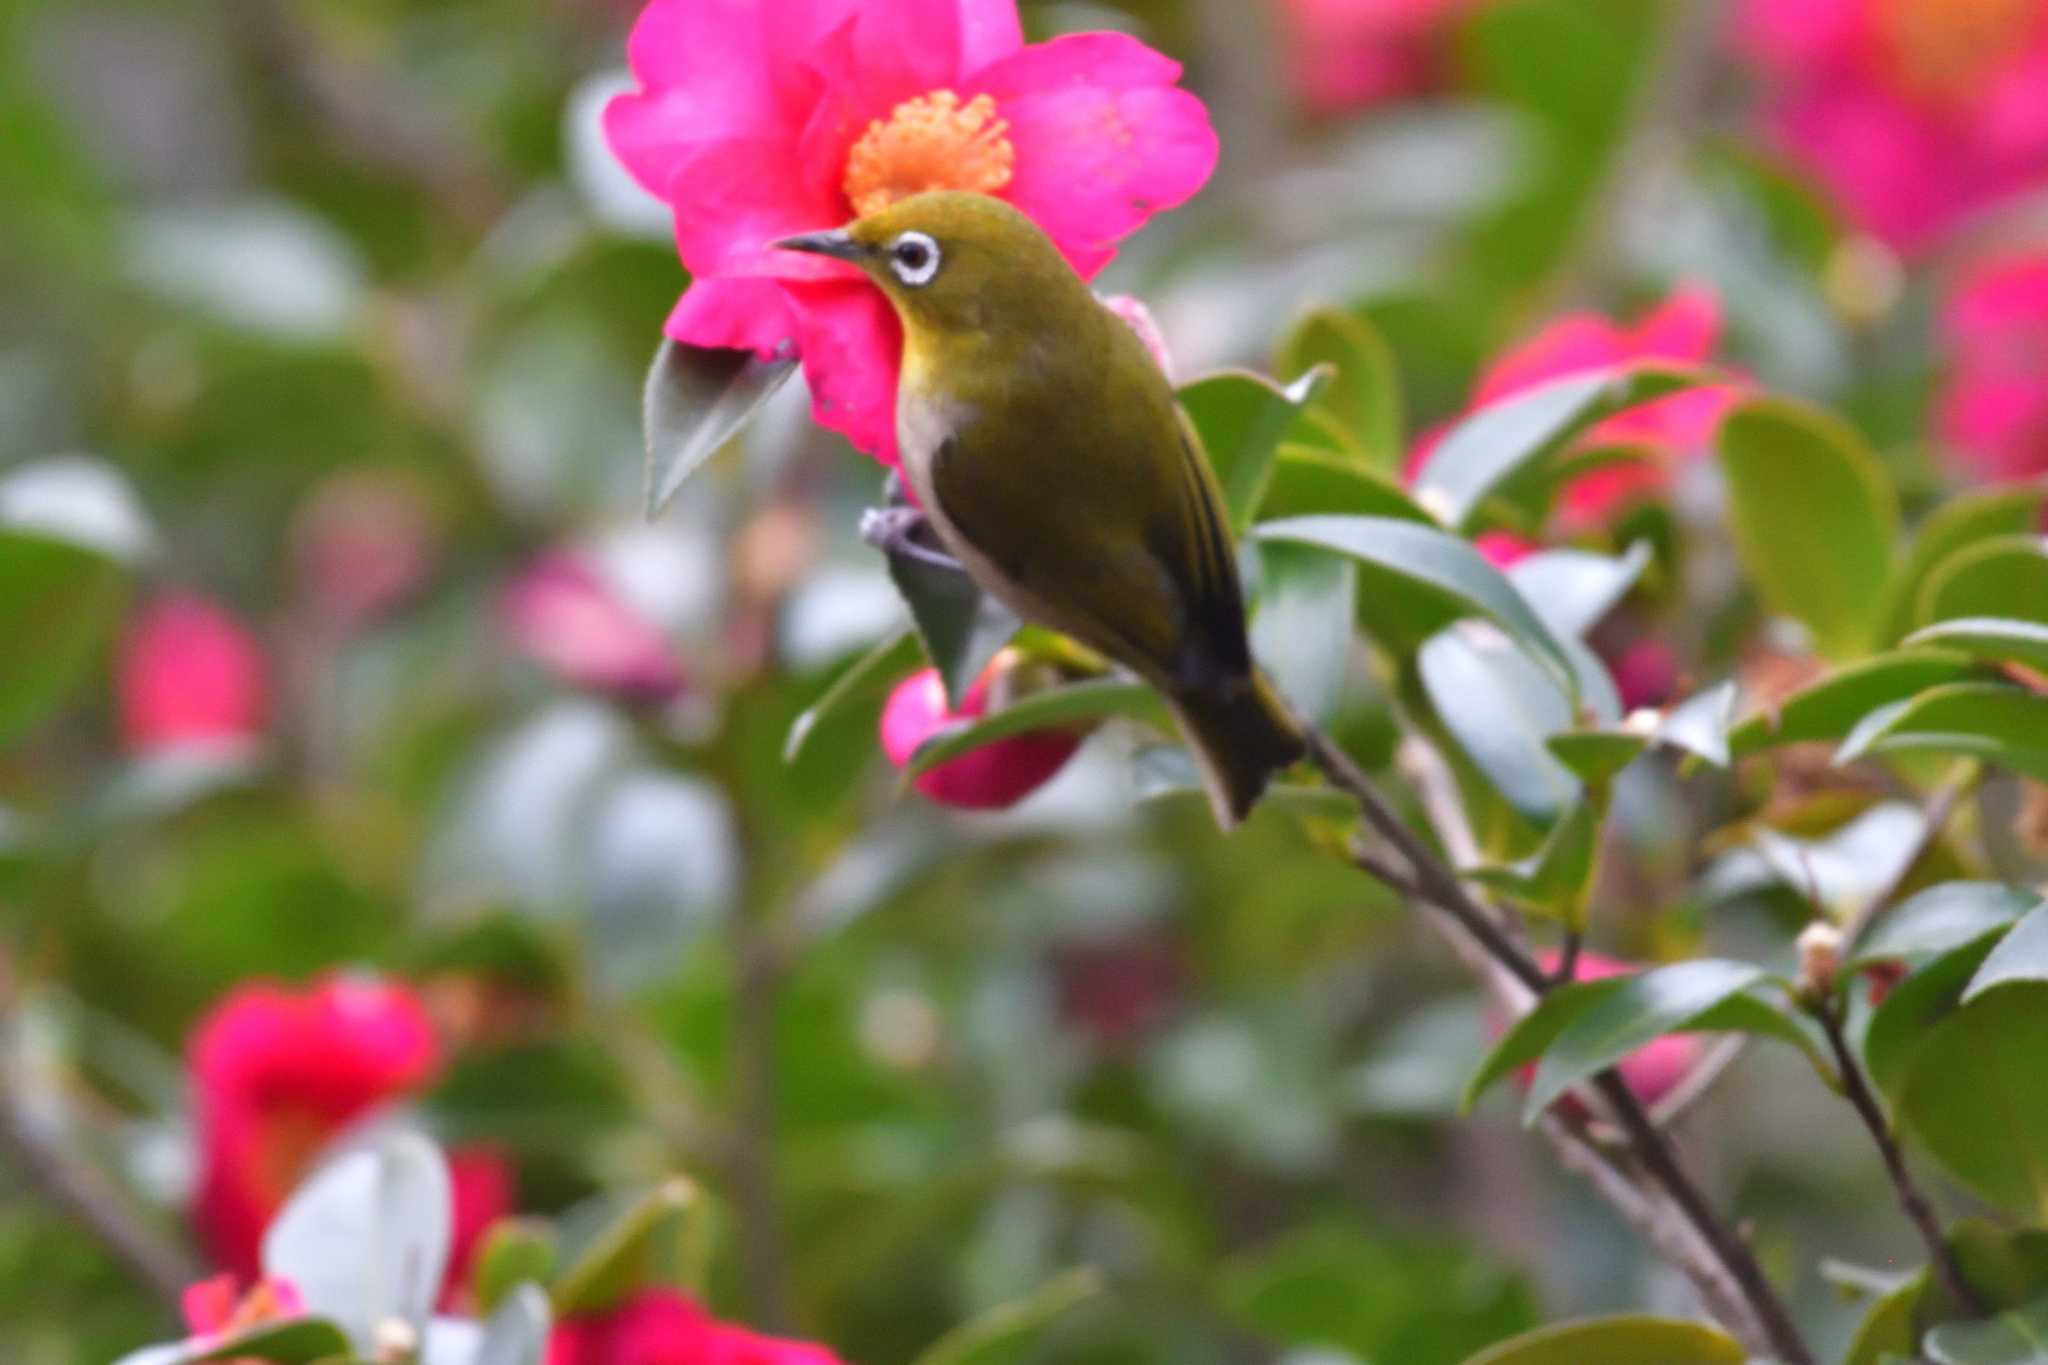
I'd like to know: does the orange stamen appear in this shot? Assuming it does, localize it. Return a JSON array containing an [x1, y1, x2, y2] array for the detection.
[[843, 90, 1015, 217], [1872, 0, 2039, 104]]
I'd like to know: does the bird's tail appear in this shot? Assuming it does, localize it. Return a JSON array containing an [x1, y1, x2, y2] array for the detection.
[[1168, 672, 1306, 830]]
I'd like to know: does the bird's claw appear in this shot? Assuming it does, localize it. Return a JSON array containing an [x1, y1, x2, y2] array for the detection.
[[860, 506, 964, 572]]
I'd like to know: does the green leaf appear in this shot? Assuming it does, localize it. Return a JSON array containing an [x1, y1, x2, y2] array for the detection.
[[552, 1178, 703, 1316], [1717, 397, 1899, 658], [1852, 882, 2041, 973], [1835, 682, 2048, 781], [1467, 797, 1601, 926], [1728, 652, 1978, 758], [1256, 515, 1577, 695], [1865, 935, 2001, 1100], [1410, 365, 1707, 530], [1926, 1293, 2048, 1365], [1965, 902, 2048, 1004], [1273, 307, 1403, 467], [1459, 1316, 1746, 1365], [1545, 730, 1649, 785], [1506, 542, 1652, 639], [185, 1320, 355, 1363], [1259, 447, 1437, 523], [1252, 542, 1356, 726], [784, 629, 922, 763], [1418, 623, 1578, 820], [1659, 681, 1737, 767], [1880, 482, 2048, 644], [1907, 618, 2048, 675], [884, 540, 1022, 710], [1898, 986, 2048, 1217], [0, 532, 128, 744], [1919, 535, 2048, 630], [908, 1268, 1103, 1365], [905, 678, 1169, 779], [475, 1283, 553, 1365], [641, 338, 798, 516], [1179, 368, 1333, 532], [472, 1218, 560, 1316]]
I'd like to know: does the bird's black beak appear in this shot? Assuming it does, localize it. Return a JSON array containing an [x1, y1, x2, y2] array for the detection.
[[774, 229, 866, 262]]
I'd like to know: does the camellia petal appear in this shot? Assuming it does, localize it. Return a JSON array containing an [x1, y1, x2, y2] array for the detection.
[[664, 137, 847, 280], [786, 279, 907, 464], [664, 277, 799, 356], [968, 30, 1187, 97]]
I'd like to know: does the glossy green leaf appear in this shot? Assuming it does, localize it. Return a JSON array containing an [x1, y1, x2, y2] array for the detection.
[[641, 338, 798, 516], [1459, 1315, 1745, 1365], [1545, 730, 1648, 785], [1865, 935, 2001, 1100], [905, 678, 1169, 779], [1274, 306, 1403, 467], [1926, 1292, 2048, 1365], [1259, 447, 1437, 523], [1718, 397, 1898, 658], [1419, 623, 1578, 820], [1411, 365, 1706, 530], [553, 1178, 703, 1316], [1964, 902, 2048, 1003], [908, 1268, 1103, 1365], [1180, 367, 1332, 532], [188, 1320, 355, 1363], [473, 1218, 560, 1316], [1256, 515, 1577, 694], [1899, 984, 2048, 1218], [1919, 535, 2048, 630], [1658, 681, 1737, 767], [785, 629, 922, 762], [1907, 618, 2048, 675], [1253, 542, 1356, 726], [1466, 797, 1601, 927], [884, 543, 1022, 710], [1880, 482, 2048, 643], [1506, 542, 1652, 639], [1851, 882, 2040, 974], [1728, 652, 1978, 758], [1835, 682, 2048, 781]]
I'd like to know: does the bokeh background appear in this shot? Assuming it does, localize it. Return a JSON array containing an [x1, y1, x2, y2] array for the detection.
[[4, 0, 2046, 1362]]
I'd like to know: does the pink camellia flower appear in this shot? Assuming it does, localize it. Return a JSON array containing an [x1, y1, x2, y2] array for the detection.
[[1936, 250, 2048, 483], [1510, 951, 1702, 1113], [181, 1273, 305, 1348], [189, 975, 443, 1279], [1415, 286, 1740, 530], [291, 473, 440, 632], [1274, 0, 1472, 115], [117, 592, 269, 753], [1733, 0, 2048, 254], [604, 0, 1219, 463], [879, 664, 1084, 810], [548, 1288, 845, 1365], [501, 551, 686, 704], [1473, 530, 1538, 568]]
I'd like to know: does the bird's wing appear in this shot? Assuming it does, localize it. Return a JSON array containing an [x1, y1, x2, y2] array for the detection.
[[928, 385, 1251, 691]]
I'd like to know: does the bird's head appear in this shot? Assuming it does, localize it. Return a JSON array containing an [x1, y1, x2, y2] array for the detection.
[[776, 192, 1080, 338]]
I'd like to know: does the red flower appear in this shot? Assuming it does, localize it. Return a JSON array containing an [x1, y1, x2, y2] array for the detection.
[[501, 551, 686, 704], [1937, 250, 2048, 483], [1414, 286, 1740, 530], [604, 0, 1217, 463], [117, 592, 269, 753], [291, 473, 439, 631], [879, 664, 1083, 810], [189, 975, 441, 1279], [1274, 0, 1473, 115], [548, 1289, 845, 1365], [443, 1146, 517, 1310], [1733, 0, 2048, 253]]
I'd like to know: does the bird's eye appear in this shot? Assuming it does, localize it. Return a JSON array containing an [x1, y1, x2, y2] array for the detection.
[[888, 232, 941, 287]]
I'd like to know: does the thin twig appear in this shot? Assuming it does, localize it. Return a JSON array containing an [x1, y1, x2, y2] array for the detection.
[[1304, 722, 1816, 1364], [1814, 1001, 1987, 1316], [1553, 930, 1584, 988]]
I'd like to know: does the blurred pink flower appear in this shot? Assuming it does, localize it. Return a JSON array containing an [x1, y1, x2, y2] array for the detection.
[[1733, 0, 2048, 252], [190, 975, 442, 1280], [1417, 286, 1740, 529], [1099, 293, 1176, 378], [1607, 636, 1681, 710], [1514, 951, 1701, 1112], [1055, 935, 1184, 1048], [548, 1289, 844, 1365], [1937, 250, 2048, 483], [443, 1147, 517, 1311], [501, 552, 686, 704], [880, 665, 1083, 810], [1275, 0, 1472, 115], [604, 0, 1218, 463], [181, 1273, 304, 1348], [291, 473, 439, 631], [1473, 530, 1538, 567], [117, 592, 270, 754]]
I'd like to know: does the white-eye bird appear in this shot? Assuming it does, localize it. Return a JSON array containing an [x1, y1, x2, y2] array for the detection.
[[779, 191, 1303, 828]]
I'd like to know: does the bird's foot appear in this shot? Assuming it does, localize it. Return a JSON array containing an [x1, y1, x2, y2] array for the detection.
[[860, 505, 964, 572]]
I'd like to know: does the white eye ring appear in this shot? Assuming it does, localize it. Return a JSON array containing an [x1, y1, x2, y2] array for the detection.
[[888, 231, 941, 287]]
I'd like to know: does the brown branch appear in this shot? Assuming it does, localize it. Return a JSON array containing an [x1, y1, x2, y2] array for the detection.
[[1815, 1001, 1987, 1317], [1303, 723, 1816, 1364]]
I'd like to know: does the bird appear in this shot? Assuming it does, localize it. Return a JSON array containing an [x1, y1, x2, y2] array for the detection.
[[777, 191, 1303, 828]]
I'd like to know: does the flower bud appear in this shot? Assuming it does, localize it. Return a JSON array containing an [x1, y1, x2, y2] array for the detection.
[[1795, 921, 1845, 1002], [879, 659, 1083, 811], [117, 592, 270, 754]]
